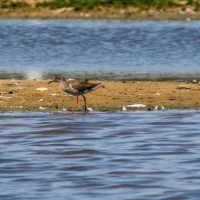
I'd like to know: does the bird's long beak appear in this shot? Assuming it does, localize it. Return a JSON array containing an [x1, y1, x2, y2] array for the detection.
[[47, 79, 56, 84]]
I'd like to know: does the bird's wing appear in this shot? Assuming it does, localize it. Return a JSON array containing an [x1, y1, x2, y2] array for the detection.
[[72, 81, 100, 92]]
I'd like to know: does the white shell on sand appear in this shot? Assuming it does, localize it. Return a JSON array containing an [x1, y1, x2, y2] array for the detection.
[[127, 104, 146, 108], [176, 85, 191, 90], [36, 88, 48, 91], [39, 106, 46, 110], [122, 105, 127, 111]]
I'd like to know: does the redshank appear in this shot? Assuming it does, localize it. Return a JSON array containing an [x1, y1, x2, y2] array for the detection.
[[48, 75, 102, 113]]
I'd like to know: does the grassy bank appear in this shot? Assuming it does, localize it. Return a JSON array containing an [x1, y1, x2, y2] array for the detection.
[[37, 0, 200, 11], [35, 0, 178, 10], [1, 0, 200, 11], [1, 0, 200, 20]]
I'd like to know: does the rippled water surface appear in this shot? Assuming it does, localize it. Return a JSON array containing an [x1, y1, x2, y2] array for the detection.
[[1, 110, 200, 199], [0, 20, 200, 80], [1, 19, 200, 199]]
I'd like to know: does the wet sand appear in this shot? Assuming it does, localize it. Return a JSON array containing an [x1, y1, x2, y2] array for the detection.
[[0, 79, 200, 112]]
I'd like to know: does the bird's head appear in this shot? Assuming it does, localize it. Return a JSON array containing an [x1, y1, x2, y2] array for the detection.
[[48, 75, 66, 84]]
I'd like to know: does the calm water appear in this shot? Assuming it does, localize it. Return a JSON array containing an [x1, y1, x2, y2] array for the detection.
[[0, 19, 200, 80], [1, 110, 200, 199]]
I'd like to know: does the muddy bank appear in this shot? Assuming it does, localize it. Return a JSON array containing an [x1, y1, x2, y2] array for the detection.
[[0, 79, 200, 112], [1, 6, 200, 20]]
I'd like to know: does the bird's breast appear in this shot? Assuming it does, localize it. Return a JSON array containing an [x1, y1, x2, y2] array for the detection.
[[60, 82, 79, 95]]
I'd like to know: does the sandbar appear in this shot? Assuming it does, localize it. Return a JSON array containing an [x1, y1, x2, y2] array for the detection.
[[0, 79, 200, 112]]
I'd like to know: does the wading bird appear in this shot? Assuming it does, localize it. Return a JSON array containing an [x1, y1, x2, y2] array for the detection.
[[48, 75, 102, 113]]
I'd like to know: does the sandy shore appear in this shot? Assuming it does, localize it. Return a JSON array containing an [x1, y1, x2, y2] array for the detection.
[[0, 79, 200, 112]]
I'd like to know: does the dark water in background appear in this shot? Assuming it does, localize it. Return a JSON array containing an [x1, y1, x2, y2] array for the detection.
[[0, 19, 200, 80], [1, 110, 200, 200]]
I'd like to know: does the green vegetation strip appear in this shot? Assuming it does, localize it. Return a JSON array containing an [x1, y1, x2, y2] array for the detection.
[[35, 0, 198, 10], [1, 0, 30, 8], [1, 0, 200, 10]]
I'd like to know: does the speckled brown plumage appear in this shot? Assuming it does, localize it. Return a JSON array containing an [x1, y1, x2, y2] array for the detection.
[[48, 75, 102, 113]]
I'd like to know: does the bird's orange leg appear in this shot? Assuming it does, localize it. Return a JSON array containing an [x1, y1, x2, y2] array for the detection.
[[72, 96, 79, 113], [82, 95, 88, 113]]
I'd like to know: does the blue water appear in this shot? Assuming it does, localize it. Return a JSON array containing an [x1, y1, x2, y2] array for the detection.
[[1, 19, 200, 199], [0, 20, 200, 80], [1, 110, 200, 199]]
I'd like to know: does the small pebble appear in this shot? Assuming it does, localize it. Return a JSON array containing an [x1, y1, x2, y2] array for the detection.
[[14, 82, 21, 85], [38, 99, 43, 102], [50, 103, 58, 109]]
